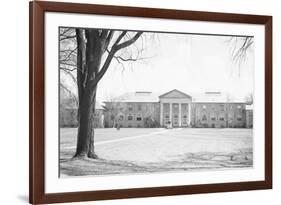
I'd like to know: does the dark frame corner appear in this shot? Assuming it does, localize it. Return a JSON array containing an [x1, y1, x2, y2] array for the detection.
[[29, 1, 272, 204]]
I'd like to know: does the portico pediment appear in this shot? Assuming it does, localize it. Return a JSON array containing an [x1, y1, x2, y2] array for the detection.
[[159, 89, 192, 99]]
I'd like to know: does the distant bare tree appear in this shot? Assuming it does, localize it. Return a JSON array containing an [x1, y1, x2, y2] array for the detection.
[[228, 36, 253, 65], [59, 83, 78, 127], [60, 83, 78, 107], [143, 104, 159, 128], [244, 93, 254, 104], [226, 93, 234, 102], [227, 36, 254, 77], [102, 98, 122, 128]]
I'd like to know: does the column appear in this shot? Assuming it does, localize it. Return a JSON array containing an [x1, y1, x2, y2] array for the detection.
[[160, 102, 163, 126], [178, 103, 182, 127], [188, 103, 191, 125], [169, 103, 172, 126]]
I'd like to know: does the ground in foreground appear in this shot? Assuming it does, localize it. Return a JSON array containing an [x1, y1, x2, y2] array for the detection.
[[60, 128, 253, 176]]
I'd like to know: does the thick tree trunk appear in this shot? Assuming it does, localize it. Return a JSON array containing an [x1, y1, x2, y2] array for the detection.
[[74, 29, 102, 159], [87, 87, 98, 158], [74, 87, 97, 158]]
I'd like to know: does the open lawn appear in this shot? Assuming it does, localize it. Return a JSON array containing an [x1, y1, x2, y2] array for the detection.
[[60, 128, 253, 176]]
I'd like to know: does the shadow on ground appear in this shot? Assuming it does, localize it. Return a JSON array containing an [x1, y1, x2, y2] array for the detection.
[[60, 149, 253, 176]]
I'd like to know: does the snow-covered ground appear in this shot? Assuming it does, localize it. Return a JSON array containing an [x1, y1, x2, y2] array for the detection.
[[60, 128, 253, 176]]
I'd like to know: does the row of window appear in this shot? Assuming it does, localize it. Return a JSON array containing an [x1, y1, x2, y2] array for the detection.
[[117, 114, 142, 121], [201, 114, 242, 121], [119, 104, 143, 112], [118, 124, 143, 128], [164, 114, 188, 119], [164, 114, 189, 125], [118, 104, 243, 112], [201, 104, 242, 111]]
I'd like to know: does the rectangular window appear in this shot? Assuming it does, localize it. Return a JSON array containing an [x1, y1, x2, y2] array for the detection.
[[219, 113, 225, 121], [136, 114, 142, 121], [128, 115, 133, 121], [182, 115, 188, 124], [138, 105, 142, 111], [210, 113, 216, 121]]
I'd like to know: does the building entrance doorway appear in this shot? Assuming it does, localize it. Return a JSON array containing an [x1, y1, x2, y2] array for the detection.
[[173, 114, 179, 127]]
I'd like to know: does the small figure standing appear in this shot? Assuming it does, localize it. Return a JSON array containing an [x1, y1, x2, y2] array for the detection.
[[116, 123, 121, 130]]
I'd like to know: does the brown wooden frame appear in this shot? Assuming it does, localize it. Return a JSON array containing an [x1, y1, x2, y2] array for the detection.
[[29, 1, 272, 204]]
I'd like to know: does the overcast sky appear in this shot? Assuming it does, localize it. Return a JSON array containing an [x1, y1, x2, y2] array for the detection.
[[61, 31, 254, 102]]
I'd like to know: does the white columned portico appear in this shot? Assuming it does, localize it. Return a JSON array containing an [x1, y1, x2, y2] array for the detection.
[[160, 102, 163, 126], [188, 103, 191, 125], [169, 103, 172, 124], [178, 103, 182, 127], [158, 89, 192, 128]]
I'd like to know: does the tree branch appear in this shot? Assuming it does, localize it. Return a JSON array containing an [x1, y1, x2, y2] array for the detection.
[[60, 35, 77, 41], [60, 83, 78, 107], [113, 31, 127, 47], [60, 62, 77, 68], [60, 68, 77, 84], [60, 47, 77, 62], [91, 32, 142, 88], [60, 66, 77, 72], [114, 32, 143, 51], [230, 36, 253, 66], [104, 30, 114, 49], [100, 30, 108, 39]]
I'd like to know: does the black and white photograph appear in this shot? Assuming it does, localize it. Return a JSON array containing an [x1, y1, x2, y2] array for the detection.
[[59, 27, 254, 177]]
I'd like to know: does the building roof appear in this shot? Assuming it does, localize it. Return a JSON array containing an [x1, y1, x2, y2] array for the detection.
[[159, 89, 192, 99], [191, 92, 245, 103], [112, 91, 161, 103], [107, 90, 246, 104]]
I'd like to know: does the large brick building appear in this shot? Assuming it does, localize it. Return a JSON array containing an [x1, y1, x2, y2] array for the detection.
[[103, 89, 253, 128]]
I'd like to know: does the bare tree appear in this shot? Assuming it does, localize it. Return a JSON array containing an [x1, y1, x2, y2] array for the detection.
[[60, 28, 145, 158], [226, 93, 234, 102], [59, 83, 78, 127], [227, 36, 254, 76], [102, 98, 122, 128], [143, 104, 159, 128], [244, 92, 254, 105]]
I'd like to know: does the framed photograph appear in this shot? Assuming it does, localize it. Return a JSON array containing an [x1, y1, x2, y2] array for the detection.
[[29, 1, 272, 204]]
